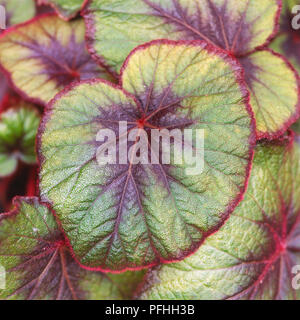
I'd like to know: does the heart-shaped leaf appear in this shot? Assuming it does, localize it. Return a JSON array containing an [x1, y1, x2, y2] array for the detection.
[[0, 102, 40, 178], [84, 0, 300, 139], [0, 14, 114, 106], [38, 40, 255, 271], [36, 0, 86, 20], [137, 134, 300, 300], [270, 0, 300, 73], [0, 197, 145, 300]]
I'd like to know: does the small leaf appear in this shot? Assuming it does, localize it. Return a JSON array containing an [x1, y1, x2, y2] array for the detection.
[[0, 14, 114, 106], [37, 0, 86, 20], [270, 0, 300, 74], [0, 0, 36, 104], [137, 135, 300, 300], [0, 0, 36, 30], [0, 102, 40, 177], [0, 197, 145, 300], [239, 49, 300, 139], [39, 40, 255, 271]]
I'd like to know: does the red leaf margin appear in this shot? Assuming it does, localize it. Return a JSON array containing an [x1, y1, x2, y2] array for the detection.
[[36, 39, 257, 272], [0, 12, 115, 107], [82, 0, 283, 79], [35, 0, 89, 21], [236, 0, 282, 57], [241, 48, 300, 141], [0, 13, 61, 107]]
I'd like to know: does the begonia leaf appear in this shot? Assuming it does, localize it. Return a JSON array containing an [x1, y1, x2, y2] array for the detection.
[[270, 0, 300, 73], [84, 0, 280, 73], [137, 134, 300, 300], [0, 14, 114, 106], [0, 0, 35, 29], [83, 0, 300, 139], [38, 40, 255, 271], [36, 0, 86, 20], [0, 197, 145, 300], [0, 0, 36, 104], [239, 49, 300, 139]]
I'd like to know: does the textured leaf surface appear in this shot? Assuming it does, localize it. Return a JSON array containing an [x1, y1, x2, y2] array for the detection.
[[37, 0, 86, 20], [39, 40, 255, 271], [137, 135, 300, 300], [84, 0, 280, 73], [239, 49, 300, 139], [0, 197, 145, 300], [0, 14, 114, 106], [84, 0, 298, 139], [0, 103, 40, 177]]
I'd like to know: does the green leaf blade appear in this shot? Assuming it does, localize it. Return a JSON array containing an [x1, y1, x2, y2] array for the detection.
[[137, 135, 300, 300], [39, 40, 255, 271], [0, 14, 115, 106], [84, 0, 300, 139], [84, 0, 280, 73], [0, 197, 145, 300], [240, 49, 300, 139], [37, 0, 86, 20]]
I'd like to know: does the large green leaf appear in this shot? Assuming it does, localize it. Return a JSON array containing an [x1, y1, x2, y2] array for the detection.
[[0, 102, 40, 178], [84, 0, 280, 73], [39, 40, 255, 271], [0, 197, 145, 300], [137, 135, 300, 300], [0, 14, 114, 106], [37, 0, 86, 20], [84, 0, 300, 139]]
